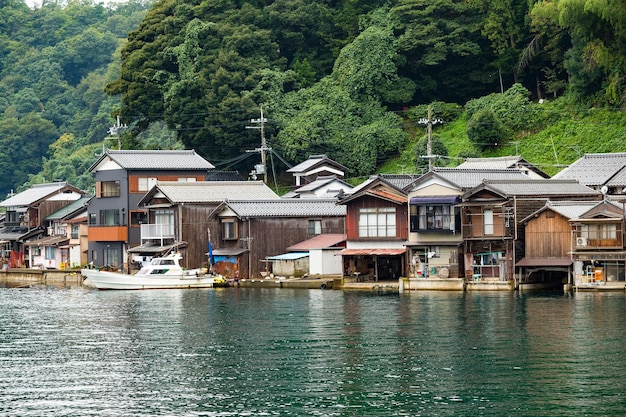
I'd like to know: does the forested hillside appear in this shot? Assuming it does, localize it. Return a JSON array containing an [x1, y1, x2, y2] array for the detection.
[[1, 0, 626, 197]]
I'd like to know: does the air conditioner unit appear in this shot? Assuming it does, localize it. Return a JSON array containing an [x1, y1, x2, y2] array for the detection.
[[576, 237, 588, 247]]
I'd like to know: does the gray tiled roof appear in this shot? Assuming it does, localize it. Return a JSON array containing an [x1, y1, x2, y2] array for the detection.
[[223, 199, 346, 218], [152, 181, 279, 203], [481, 179, 599, 197], [457, 156, 526, 170], [90, 150, 214, 172], [0, 183, 72, 207], [553, 152, 626, 186], [433, 168, 529, 189], [605, 165, 626, 187], [522, 201, 600, 223]]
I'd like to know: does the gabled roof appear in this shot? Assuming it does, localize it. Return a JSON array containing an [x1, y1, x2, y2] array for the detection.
[[552, 152, 626, 186], [0, 183, 82, 208], [348, 174, 415, 196], [520, 201, 601, 223], [138, 181, 279, 206], [210, 199, 346, 219], [286, 154, 349, 174], [287, 234, 346, 251], [89, 149, 214, 172], [293, 176, 352, 193], [464, 179, 599, 199], [45, 195, 92, 221], [416, 168, 530, 190], [456, 155, 550, 178]]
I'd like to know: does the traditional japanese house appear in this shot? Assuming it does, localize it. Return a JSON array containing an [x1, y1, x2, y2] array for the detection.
[[135, 181, 279, 271], [209, 199, 345, 279], [569, 199, 626, 289], [518, 201, 599, 289], [336, 175, 412, 282], [461, 179, 600, 284], [282, 175, 353, 199], [286, 154, 349, 187], [405, 168, 531, 282], [0, 182, 84, 267]]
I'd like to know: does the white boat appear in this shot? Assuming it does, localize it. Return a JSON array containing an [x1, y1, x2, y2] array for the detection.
[[81, 253, 218, 290]]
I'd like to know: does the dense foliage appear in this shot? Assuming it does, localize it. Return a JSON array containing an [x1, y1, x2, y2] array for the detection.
[[1, 0, 626, 198]]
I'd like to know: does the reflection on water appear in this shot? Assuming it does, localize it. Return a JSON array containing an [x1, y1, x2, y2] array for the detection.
[[1, 287, 625, 416]]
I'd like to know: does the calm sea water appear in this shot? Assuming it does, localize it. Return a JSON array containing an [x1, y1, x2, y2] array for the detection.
[[0, 285, 625, 416]]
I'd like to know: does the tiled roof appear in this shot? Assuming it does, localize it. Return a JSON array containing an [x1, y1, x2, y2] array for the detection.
[[481, 179, 599, 197], [150, 181, 279, 203], [0, 183, 74, 207], [90, 150, 214, 171], [553, 153, 626, 186], [222, 199, 345, 218], [456, 156, 550, 178], [521, 201, 599, 223], [433, 168, 529, 189], [378, 174, 421, 190]]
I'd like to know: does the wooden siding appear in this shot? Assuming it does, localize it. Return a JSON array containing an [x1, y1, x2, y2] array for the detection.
[[128, 175, 204, 193], [88, 226, 128, 241], [462, 206, 510, 238], [345, 195, 408, 241], [524, 211, 571, 258]]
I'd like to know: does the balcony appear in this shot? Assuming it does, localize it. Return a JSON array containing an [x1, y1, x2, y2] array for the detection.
[[88, 226, 128, 242], [140, 223, 175, 245]]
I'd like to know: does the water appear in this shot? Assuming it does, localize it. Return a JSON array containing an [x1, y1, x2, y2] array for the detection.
[[1, 286, 625, 416]]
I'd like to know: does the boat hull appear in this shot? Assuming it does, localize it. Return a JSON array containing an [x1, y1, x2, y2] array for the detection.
[[81, 269, 216, 290]]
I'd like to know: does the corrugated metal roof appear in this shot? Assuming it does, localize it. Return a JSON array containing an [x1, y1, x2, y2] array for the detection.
[[45, 195, 92, 220], [434, 168, 530, 189], [266, 252, 309, 261], [90, 150, 214, 171], [0, 183, 71, 207], [287, 234, 346, 251], [553, 153, 626, 186], [151, 181, 279, 203], [224, 199, 346, 218]]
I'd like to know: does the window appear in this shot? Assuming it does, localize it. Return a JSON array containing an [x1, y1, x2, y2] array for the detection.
[[89, 213, 97, 225], [98, 181, 120, 198], [31, 247, 41, 256], [358, 207, 396, 237], [222, 219, 237, 240], [71, 224, 79, 239], [103, 248, 119, 268], [130, 211, 148, 227], [91, 250, 98, 264], [45, 246, 55, 260], [100, 209, 120, 226], [428, 245, 440, 258], [411, 205, 454, 231], [177, 177, 197, 182], [483, 209, 494, 235], [6, 209, 19, 224], [138, 177, 157, 192], [308, 220, 322, 235]]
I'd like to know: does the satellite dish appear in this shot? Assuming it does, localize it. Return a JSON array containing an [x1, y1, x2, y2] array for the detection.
[[601, 185, 608, 195]]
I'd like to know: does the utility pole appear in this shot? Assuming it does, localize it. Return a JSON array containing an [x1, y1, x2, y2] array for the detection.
[[108, 115, 127, 150], [246, 107, 270, 183], [418, 104, 443, 171]]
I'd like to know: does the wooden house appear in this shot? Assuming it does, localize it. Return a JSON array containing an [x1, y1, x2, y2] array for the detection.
[[336, 175, 411, 281], [0, 182, 84, 268], [461, 179, 600, 282], [518, 201, 599, 288], [569, 199, 626, 289], [24, 195, 91, 269], [209, 199, 345, 279], [135, 181, 279, 271], [405, 169, 531, 280]]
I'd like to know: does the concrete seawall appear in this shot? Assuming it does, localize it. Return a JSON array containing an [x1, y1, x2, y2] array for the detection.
[[0, 268, 84, 287]]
